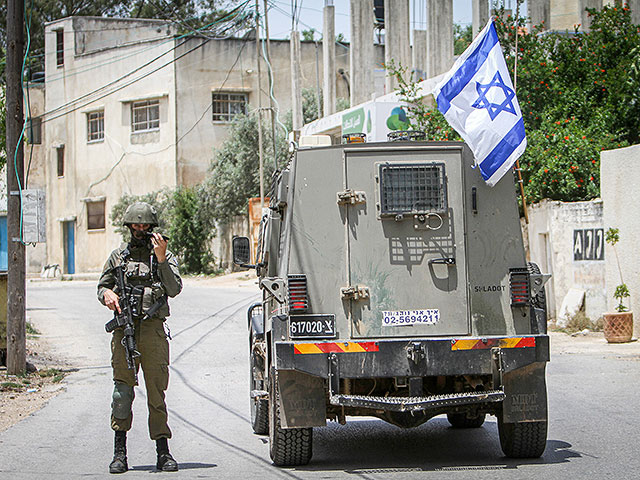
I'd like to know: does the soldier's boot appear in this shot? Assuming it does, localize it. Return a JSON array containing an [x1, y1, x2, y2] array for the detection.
[[156, 438, 178, 472], [109, 431, 128, 474]]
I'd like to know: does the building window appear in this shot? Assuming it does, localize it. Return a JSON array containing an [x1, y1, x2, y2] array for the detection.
[[87, 201, 106, 230], [28, 117, 42, 144], [56, 146, 64, 177], [56, 30, 64, 67], [131, 99, 160, 132], [87, 110, 104, 142], [212, 92, 247, 122]]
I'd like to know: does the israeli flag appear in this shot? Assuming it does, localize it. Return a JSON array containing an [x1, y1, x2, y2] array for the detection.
[[433, 19, 526, 187]]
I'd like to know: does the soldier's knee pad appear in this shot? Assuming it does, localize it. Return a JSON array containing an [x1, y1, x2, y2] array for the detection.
[[111, 381, 134, 419]]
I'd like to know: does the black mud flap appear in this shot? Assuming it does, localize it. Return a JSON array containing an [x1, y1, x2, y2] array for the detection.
[[502, 362, 547, 423], [277, 370, 326, 428]]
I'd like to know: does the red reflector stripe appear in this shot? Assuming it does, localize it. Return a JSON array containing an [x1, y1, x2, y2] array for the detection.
[[451, 337, 536, 351], [294, 342, 379, 354]]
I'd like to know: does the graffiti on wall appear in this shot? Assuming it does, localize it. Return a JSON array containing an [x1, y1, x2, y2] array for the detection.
[[573, 228, 604, 261]]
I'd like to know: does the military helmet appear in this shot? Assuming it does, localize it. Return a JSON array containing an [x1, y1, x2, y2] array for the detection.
[[122, 202, 159, 227]]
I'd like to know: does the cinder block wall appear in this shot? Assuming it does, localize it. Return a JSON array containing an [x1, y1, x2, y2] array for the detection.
[[601, 144, 640, 338]]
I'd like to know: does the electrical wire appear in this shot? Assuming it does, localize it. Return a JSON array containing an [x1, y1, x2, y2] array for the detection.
[[14, 0, 33, 245], [83, 30, 255, 197], [38, 2, 252, 89], [38, 4, 253, 123], [259, 17, 288, 139]]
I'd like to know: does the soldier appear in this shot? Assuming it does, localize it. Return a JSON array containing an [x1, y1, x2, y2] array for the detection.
[[97, 202, 182, 474]]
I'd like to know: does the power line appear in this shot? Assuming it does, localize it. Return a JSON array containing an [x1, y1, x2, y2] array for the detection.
[[35, 2, 252, 87], [37, 3, 253, 122]]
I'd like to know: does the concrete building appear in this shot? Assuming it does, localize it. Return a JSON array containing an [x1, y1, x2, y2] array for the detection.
[[549, 0, 639, 31], [34, 17, 353, 274], [601, 144, 640, 339]]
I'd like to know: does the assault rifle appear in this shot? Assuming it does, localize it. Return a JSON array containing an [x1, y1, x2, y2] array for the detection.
[[104, 263, 169, 382], [105, 264, 140, 381]]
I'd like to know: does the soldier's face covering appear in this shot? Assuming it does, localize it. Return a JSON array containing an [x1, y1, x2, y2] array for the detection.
[[129, 224, 152, 246]]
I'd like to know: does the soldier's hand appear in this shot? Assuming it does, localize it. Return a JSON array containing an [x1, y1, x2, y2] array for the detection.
[[151, 232, 167, 263], [104, 289, 121, 313]]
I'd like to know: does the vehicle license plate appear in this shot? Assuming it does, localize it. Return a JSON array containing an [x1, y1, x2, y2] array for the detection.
[[289, 315, 336, 338], [382, 309, 440, 326]]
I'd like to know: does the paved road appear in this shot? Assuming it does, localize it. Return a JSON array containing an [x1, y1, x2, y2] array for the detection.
[[1, 278, 639, 479]]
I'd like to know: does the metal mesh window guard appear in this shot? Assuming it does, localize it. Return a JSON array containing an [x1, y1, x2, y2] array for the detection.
[[379, 163, 447, 215]]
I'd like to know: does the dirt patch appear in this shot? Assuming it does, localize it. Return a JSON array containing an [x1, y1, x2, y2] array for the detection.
[[0, 334, 73, 433]]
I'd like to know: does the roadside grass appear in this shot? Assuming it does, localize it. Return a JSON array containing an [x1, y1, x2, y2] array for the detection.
[[38, 368, 66, 383], [0, 368, 67, 393], [550, 311, 604, 334], [26, 321, 41, 337]]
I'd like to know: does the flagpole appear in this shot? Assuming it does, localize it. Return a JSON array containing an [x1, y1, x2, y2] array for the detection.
[[512, 0, 529, 224]]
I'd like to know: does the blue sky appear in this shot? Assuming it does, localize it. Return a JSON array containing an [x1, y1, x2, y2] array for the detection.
[[266, 1, 527, 41]]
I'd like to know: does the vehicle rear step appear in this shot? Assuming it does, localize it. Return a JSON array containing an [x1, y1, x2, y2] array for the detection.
[[329, 389, 505, 412]]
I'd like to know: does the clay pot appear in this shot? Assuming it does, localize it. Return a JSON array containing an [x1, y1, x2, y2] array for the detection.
[[603, 311, 633, 343]]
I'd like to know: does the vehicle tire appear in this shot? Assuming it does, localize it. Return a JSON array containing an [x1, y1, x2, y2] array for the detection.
[[269, 368, 312, 466], [447, 412, 486, 428], [498, 418, 547, 458], [527, 262, 547, 334], [249, 336, 268, 434]]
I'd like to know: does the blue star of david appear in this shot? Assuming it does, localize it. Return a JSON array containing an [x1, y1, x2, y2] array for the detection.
[[472, 72, 517, 121]]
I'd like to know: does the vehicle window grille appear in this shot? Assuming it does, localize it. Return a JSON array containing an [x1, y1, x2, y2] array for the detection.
[[378, 163, 447, 215]]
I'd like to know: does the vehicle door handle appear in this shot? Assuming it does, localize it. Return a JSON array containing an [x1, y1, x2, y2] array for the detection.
[[428, 257, 456, 265]]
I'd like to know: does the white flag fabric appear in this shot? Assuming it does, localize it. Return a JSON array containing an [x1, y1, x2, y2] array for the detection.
[[432, 19, 526, 187]]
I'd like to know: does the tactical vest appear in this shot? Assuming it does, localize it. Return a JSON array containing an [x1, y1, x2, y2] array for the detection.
[[121, 244, 170, 320]]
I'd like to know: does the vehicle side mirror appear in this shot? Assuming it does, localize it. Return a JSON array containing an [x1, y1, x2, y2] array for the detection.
[[232, 236, 252, 266]]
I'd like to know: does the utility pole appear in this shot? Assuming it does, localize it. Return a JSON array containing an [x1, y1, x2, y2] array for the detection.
[[6, 0, 26, 374], [262, 0, 278, 167], [255, 0, 265, 209], [322, 1, 336, 117]]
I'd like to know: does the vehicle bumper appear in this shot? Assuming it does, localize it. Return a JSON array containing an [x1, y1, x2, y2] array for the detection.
[[274, 335, 550, 378]]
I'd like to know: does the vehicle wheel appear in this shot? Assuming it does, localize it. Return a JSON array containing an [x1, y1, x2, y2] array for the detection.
[[250, 335, 268, 434], [498, 418, 547, 458], [269, 368, 312, 466], [447, 412, 486, 428], [527, 262, 547, 334]]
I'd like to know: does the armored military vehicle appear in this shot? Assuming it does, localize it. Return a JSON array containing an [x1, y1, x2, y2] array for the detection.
[[233, 139, 550, 466]]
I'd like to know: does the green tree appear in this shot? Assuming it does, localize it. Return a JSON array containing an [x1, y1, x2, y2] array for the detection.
[[110, 189, 173, 239], [453, 23, 472, 56], [387, 5, 638, 204], [385, 60, 460, 142], [284, 87, 322, 130], [202, 113, 288, 225], [493, 4, 637, 202], [166, 185, 216, 274], [111, 187, 217, 274], [301, 28, 317, 42]]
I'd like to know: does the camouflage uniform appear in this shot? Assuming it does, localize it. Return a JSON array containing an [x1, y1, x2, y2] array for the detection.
[[97, 242, 182, 438], [97, 202, 182, 473]]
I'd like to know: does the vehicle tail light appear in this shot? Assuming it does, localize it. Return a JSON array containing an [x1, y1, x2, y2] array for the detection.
[[509, 268, 530, 307], [288, 275, 308, 312]]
